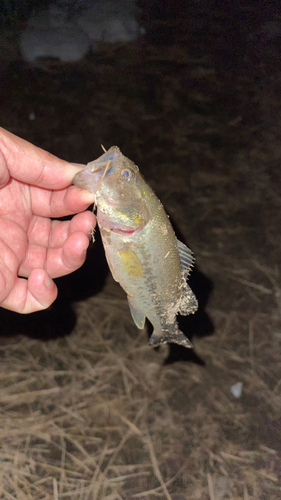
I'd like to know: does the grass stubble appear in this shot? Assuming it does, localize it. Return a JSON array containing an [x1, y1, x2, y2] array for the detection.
[[0, 256, 280, 499]]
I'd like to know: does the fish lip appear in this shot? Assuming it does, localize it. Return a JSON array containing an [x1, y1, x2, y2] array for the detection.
[[73, 159, 115, 193], [73, 146, 120, 192]]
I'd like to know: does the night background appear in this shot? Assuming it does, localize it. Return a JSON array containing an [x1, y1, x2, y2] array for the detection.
[[0, 0, 280, 498]]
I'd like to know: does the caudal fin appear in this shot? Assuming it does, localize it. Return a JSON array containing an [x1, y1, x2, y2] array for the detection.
[[148, 326, 192, 349]]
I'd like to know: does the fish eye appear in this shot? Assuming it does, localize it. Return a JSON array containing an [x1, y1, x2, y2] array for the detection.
[[121, 169, 134, 181]]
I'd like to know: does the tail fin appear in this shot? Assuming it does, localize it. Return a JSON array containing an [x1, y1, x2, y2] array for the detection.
[[148, 326, 192, 349]]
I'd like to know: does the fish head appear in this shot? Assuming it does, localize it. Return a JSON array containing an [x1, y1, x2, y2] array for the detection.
[[73, 146, 150, 234]]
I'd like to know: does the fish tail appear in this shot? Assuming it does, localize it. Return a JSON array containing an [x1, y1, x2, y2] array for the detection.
[[148, 326, 192, 349]]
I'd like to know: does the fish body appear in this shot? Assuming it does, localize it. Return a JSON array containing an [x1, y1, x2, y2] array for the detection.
[[73, 146, 198, 348]]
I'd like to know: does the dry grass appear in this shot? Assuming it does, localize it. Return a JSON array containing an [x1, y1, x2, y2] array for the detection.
[[1, 3, 281, 498], [0, 268, 280, 499]]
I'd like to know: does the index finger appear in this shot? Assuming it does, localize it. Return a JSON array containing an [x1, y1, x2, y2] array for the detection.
[[0, 127, 84, 190]]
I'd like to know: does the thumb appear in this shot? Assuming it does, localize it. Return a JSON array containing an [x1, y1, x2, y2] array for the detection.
[[0, 269, 58, 314], [0, 149, 10, 189]]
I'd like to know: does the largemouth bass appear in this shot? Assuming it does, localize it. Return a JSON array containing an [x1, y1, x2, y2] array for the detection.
[[73, 146, 198, 348]]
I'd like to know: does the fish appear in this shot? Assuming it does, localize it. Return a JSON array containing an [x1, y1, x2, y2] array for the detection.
[[73, 146, 198, 348]]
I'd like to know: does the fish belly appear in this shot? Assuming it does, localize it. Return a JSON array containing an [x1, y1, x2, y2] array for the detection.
[[99, 221, 183, 331]]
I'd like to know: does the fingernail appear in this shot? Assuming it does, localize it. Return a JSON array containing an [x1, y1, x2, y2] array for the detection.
[[45, 276, 52, 287], [65, 163, 87, 181], [80, 190, 96, 204]]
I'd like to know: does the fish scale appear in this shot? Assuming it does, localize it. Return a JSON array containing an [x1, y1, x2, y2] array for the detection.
[[73, 146, 198, 348]]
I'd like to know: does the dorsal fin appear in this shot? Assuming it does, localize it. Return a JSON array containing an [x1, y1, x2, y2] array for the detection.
[[177, 239, 195, 278]]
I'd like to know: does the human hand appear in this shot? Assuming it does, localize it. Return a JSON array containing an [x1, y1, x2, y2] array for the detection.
[[0, 127, 96, 313]]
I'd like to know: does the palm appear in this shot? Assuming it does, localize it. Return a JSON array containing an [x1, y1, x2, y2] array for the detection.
[[1, 178, 91, 279], [0, 127, 95, 313]]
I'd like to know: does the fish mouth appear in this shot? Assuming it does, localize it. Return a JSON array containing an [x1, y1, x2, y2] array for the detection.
[[73, 169, 107, 194], [73, 147, 120, 193]]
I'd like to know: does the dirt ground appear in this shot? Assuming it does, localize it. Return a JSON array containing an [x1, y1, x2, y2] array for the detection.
[[0, 2, 281, 499]]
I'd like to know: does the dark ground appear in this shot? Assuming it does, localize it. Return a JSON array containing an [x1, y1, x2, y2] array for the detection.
[[0, 1, 281, 499]]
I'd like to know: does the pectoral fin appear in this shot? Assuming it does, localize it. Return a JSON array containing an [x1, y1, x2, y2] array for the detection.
[[177, 239, 195, 278], [119, 248, 144, 278], [128, 299, 146, 329]]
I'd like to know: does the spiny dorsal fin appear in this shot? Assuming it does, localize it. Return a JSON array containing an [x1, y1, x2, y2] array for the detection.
[[177, 239, 195, 278]]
